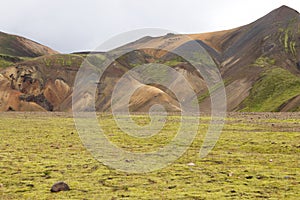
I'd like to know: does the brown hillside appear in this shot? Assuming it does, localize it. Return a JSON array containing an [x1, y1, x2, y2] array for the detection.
[[0, 31, 58, 57]]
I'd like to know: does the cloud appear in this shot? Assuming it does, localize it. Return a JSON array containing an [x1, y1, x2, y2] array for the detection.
[[0, 0, 299, 53]]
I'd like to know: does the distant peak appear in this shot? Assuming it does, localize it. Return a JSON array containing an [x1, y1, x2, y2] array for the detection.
[[258, 5, 300, 23], [275, 5, 299, 14]]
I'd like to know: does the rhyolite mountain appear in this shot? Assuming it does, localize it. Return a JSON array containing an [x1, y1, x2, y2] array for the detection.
[[0, 31, 58, 57], [0, 5, 299, 112]]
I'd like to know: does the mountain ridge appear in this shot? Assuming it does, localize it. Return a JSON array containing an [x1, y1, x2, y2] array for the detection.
[[0, 5, 299, 112], [0, 31, 58, 57]]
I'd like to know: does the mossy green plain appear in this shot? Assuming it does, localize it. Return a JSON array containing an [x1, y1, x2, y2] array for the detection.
[[0, 112, 299, 199]]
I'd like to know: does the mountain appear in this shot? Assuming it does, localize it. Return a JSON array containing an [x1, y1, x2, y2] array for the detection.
[[0, 31, 58, 71], [0, 5, 299, 112], [0, 31, 58, 57]]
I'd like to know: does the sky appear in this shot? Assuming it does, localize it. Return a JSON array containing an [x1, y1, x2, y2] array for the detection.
[[1, 0, 299, 53]]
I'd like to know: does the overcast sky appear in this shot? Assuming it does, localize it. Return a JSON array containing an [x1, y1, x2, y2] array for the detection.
[[1, 0, 299, 53]]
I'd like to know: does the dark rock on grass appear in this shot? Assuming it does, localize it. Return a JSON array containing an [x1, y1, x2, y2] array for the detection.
[[245, 175, 253, 179], [26, 183, 34, 188], [284, 176, 295, 180], [168, 185, 177, 189], [50, 181, 70, 192], [256, 175, 266, 179]]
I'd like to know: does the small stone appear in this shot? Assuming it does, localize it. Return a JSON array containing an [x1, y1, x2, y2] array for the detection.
[[168, 185, 177, 189], [245, 175, 253, 179], [269, 159, 273, 162], [256, 175, 264, 179], [26, 183, 34, 188], [50, 182, 70, 192], [284, 176, 294, 180], [45, 175, 51, 179], [125, 159, 134, 163], [187, 162, 195, 166]]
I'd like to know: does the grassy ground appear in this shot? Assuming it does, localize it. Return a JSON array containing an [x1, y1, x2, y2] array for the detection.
[[241, 68, 300, 112], [0, 112, 299, 199]]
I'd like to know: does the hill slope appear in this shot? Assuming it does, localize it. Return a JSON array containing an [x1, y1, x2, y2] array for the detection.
[[0, 31, 58, 57]]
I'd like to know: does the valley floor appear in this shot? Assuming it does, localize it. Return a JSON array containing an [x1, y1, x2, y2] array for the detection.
[[0, 112, 299, 199]]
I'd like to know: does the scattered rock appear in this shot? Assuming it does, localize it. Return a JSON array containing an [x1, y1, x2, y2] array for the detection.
[[26, 183, 34, 188], [125, 159, 134, 163], [168, 185, 177, 189], [214, 160, 224, 164], [256, 175, 265, 179], [245, 175, 253, 179], [50, 144, 60, 149], [148, 179, 157, 184], [187, 162, 195, 166], [83, 164, 88, 168], [45, 175, 51, 179], [50, 181, 70, 192], [284, 176, 295, 180], [269, 159, 273, 162]]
